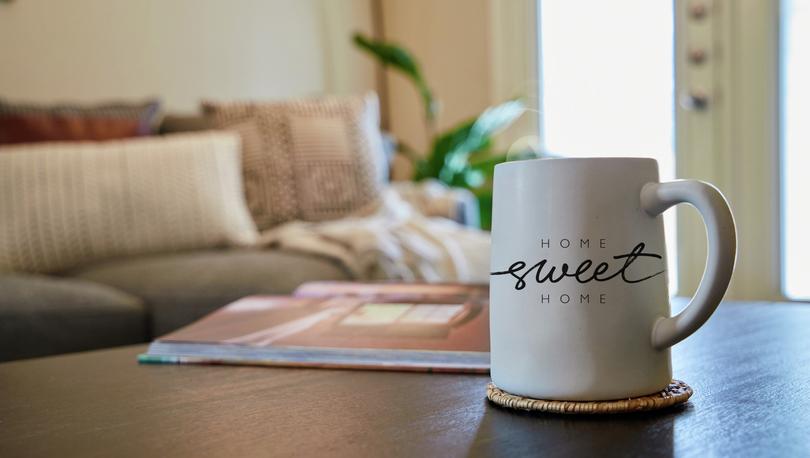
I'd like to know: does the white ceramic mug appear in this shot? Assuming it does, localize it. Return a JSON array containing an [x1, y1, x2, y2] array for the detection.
[[489, 157, 736, 401]]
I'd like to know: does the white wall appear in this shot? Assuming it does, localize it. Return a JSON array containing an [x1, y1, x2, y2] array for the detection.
[[0, 0, 374, 113]]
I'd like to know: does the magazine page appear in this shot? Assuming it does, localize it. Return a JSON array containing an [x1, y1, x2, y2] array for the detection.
[[158, 288, 489, 353]]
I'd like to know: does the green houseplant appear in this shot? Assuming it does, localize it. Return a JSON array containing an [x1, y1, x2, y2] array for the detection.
[[353, 33, 533, 229]]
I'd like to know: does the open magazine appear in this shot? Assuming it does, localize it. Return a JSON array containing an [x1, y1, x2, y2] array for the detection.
[[139, 282, 490, 373]]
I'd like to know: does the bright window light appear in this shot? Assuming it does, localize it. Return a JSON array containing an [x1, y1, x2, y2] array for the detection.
[[782, 0, 810, 299], [539, 0, 677, 293]]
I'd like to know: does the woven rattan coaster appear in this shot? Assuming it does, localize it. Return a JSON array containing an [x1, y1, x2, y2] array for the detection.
[[486, 380, 692, 415]]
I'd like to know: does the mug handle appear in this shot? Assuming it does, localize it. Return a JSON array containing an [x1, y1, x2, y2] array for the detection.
[[640, 180, 737, 350]]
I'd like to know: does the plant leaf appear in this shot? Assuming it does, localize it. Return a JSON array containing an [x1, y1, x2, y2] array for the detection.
[[353, 33, 436, 120], [422, 99, 526, 183], [468, 149, 538, 175], [470, 99, 526, 140]]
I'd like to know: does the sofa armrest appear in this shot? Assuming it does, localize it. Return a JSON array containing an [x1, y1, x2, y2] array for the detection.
[[390, 179, 481, 228]]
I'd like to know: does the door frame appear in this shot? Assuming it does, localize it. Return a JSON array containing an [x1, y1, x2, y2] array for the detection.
[[675, 0, 782, 300]]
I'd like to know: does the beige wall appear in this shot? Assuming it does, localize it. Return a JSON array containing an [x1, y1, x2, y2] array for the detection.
[[0, 0, 535, 176], [381, 0, 494, 156], [321, 0, 378, 97], [374, 0, 538, 178], [0, 0, 374, 113]]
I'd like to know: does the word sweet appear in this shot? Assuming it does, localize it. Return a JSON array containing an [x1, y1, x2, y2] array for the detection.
[[491, 242, 665, 291]]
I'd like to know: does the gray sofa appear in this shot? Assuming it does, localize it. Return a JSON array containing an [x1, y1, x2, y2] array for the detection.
[[0, 249, 352, 361], [0, 115, 478, 362]]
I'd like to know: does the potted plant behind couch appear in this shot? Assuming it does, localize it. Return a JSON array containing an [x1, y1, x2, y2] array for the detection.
[[353, 33, 536, 230]]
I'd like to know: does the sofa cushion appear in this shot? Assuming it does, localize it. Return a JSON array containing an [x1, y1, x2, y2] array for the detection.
[[0, 99, 160, 144], [202, 93, 387, 230], [158, 114, 216, 134], [70, 249, 353, 336], [0, 274, 146, 362], [0, 132, 259, 274]]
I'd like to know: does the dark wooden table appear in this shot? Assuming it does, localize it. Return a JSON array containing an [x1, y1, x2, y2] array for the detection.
[[2, 301, 809, 457]]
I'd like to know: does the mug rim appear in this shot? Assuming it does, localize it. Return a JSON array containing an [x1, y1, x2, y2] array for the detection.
[[495, 156, 658, 171]]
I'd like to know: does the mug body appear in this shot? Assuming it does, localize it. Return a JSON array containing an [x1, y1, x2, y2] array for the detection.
[[489, 157, 672, 400]]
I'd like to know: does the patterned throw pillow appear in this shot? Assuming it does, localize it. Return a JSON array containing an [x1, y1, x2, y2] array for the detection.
[[0, 99, 160, 144], [0, 132, 259, 274], [202, 93, 386, 230]]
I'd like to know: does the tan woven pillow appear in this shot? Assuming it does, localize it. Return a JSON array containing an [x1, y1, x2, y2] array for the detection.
[[202, 93, 386, 230], [0, 132, 258, 274]]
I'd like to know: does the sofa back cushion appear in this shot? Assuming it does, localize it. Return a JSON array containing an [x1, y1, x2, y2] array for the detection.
[[158, 114, 216, 135], [202, 93, 387, 230], [0, 132, 258, 274], [0, 99, 161, 144]]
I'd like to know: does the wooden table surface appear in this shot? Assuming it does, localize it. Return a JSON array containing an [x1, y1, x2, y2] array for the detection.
[[2, 301, 810, 457]]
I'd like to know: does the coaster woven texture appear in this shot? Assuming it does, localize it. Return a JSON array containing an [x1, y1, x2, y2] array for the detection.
[[487, 380, 692, 414]]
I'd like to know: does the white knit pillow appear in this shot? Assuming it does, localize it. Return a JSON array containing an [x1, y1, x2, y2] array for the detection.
[[0, 132, 259, 273]]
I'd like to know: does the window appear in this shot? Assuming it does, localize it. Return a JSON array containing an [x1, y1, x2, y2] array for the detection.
[[538, 0, 677, 293], [782, 0, 810, 299]]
